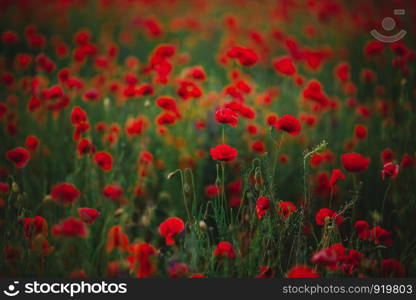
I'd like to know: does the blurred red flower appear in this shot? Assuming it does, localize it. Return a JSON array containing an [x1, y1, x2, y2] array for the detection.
[[107, 225, 129, 252], [381, 162, 399, 180], [341, 153, 370, 172], [214, 241, 235, 258], [215, 108, 238, 127], [51, 183, 80, 205], [25, 136, 40, 152], [210, 144, 238, 162], [159, 217, 185, 245], [78, 208, 100, 225], [315, 208, 343, 226], [274, 114, 301, 136], [329, 169, 346, 187], [93, 151, 113, 171], [273, 56, 296, 76], [277, 201, 296, 218], [52, 218, 87, 237], [256, 196, 270, 219], [286, 265, 319, 278], [6, 147, 31, 168]]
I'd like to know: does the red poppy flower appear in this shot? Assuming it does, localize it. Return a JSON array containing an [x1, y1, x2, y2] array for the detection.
[[341, 153, 370, 172], [334, 62, 350, 82], [370, 226, 393, 246], [354, 220, 370, 240], [77, 138, 94, 156], [156, 112, 177, 125], [102, 184, 123, 201], [274, 114, 301, 136], [93, 151, 113, 171], [52, 218, 87, 237], [128, 242, 157, 278], [139, 151, 153, 165], [213, 241, 235, 258], [256, 196, 270, 219], [315, 208, 343, 226], [51, 183, 80, 205], [286, 265, 319, 278], [106, 225, 129, 252], [0, 182, 9, 194], [190, 274, 206, 278], [329, 169, 346, 187], [23, 216, 48, 240], [70, 106, 88, 125], [401, 154, 414, 168], [381, 162, 399, 180], [273, 56, 296, 76], [156, 96, 178, 112], [251, 140, 266, 154], [381, 148, 395, 163], [6, 147, 31, 168], [354, 124, 367, 140], [215, 108, 238, 127], [380, 259, 405, 277], [168, 262, 188, 278], [25, 136, 40, 152], [210, 144, 238, 162], [311, 247, 338, 267], [277, 201, 296, 218], [205, 184, 221, 197], [159, 217, 185, 245], [77, 208, 100, 225]]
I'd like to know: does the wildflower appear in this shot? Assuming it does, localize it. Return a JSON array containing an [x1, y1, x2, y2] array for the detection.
[[106, 225, 129, 252], [52, 218, 87, 237], [273, 56, 296, 76], [6, 147, 31, 168], [256, 196, 270, 219], [329, 169, 346, 187], [93, 151, 113, 171], [23, 216, 48, 240], [25, 136, 40, 152], [50, 183, 80, 205], [210, 144, 238, 162], [159, 217, 185, 245], [128, 242, 157, 278], [102, 184, 123, 201], [277, 201, 296, 218], [341, 153, 370, 172], [370, 226, 393, 246], [213, 241, 235, 258], [205, 184, 221, 197], [315, 208, 343, 226], [381, 162, 399, 179], [77, 138, 94, 156], [380, 259, 405, 277], [311, 247, 338, 267], [168, 261, 188, 278], [381, 148, 395, 163], [286, 265, 319, 278], [215, 108, 238, 127], [70, 106, 88, 125], [77, 208, 100, 225], [274, 114, 301, 136], [354, 124, 367, 140], [354, 220, 370, 240]]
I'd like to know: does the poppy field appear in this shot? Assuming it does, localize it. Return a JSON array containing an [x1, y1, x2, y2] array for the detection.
[[1, 0, 416, 278]]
